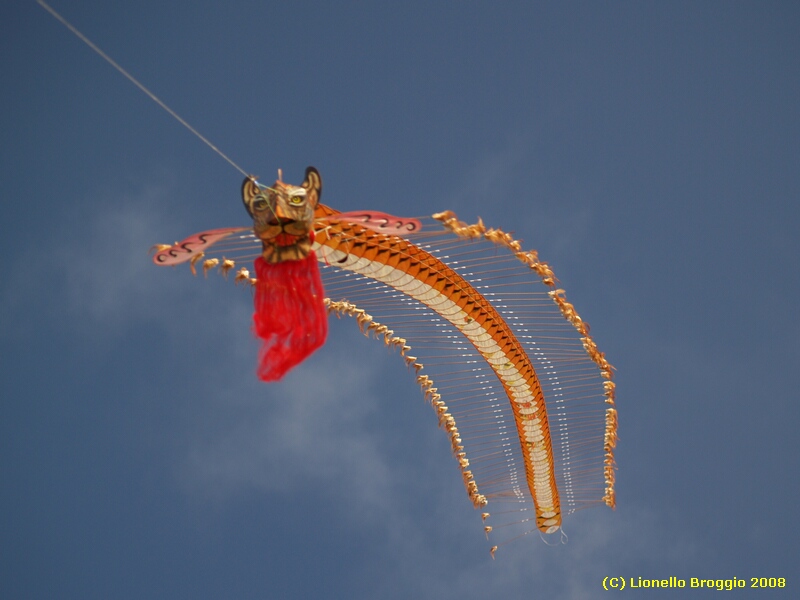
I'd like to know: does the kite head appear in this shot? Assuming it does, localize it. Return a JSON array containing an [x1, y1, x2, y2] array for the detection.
[[242, 166, 322, 263]]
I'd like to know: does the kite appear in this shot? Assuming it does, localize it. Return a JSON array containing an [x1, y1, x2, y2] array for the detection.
[[38, 0, 617, 555], [152, 167, 618, 555]]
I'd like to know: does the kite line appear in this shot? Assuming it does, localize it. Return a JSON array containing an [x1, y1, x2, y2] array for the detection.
[[36, 0, 250, 179]]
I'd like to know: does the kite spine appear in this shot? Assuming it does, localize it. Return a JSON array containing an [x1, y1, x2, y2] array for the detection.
[[432, 211, 617, 511], [314, 222, 562, 533]]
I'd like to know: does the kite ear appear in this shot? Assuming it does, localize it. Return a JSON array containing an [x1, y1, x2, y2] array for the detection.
[[242, 176, 260, 217], [302, 167, 322, 208]]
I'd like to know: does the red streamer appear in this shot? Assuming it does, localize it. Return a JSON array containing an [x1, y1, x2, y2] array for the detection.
[[252, 252, 328, 381]]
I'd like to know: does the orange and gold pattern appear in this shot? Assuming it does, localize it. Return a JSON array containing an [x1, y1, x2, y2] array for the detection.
[[153, 170, 616, 553]]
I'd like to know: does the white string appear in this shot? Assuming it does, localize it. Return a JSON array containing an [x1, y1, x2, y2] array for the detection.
[[37, 0, 250, 179]]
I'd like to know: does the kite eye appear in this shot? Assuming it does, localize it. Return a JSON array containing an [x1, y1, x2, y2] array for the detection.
[[288, 195, 306, 206], [253, 195, 269, 210]]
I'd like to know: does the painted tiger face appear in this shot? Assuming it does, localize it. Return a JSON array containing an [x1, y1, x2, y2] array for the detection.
[[242, 166, 322, 263]]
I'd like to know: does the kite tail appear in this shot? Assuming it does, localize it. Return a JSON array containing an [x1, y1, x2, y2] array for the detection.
[[252, 252, 328, 381]]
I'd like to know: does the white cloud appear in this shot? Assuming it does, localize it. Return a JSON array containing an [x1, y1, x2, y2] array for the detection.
[[182, 349, 392, 508]]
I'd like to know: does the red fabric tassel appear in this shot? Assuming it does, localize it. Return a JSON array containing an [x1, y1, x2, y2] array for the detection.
[[252, 252, 328, 381]]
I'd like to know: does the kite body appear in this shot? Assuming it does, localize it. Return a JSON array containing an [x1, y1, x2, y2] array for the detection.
[[152, 167, 617, 553]]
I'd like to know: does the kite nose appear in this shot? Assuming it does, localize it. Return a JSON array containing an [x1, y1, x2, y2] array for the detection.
[[274, 202, 289, 221], [266, 212, 296, 230]]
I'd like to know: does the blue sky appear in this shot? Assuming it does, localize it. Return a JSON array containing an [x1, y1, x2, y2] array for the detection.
[[2, 1, 798, 598]]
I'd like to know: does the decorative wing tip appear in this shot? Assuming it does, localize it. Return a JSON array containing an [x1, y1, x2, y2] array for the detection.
[[150, 227, 250, 267], [150, 244, 175, 263], [152, 243, 183, 265]]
